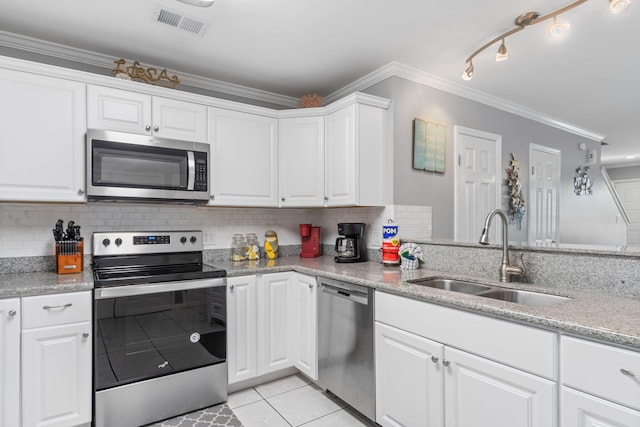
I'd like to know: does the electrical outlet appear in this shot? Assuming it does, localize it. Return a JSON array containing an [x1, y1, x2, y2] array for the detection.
[[204, 233, 216, 245]]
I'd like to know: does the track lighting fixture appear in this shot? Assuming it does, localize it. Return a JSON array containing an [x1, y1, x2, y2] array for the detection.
[[496, 39, 509, 61], [462, 0, 630, 80]]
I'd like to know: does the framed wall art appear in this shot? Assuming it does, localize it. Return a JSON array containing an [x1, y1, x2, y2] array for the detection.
[[413, 118, 446, 173]]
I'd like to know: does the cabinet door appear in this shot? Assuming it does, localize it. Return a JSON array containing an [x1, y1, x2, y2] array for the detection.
[[0, 299, 20, 427], [152, 96, 207, 142], [258, 272, 293, 375], [227, 275, 258, 384], [375, 322, 444, 427], [87, 84, 152, 134], [0, 69, 86, 202], [208, 108, 278, 206], [21, 321, 92, 427], [324, 104, 357, 206], [444, 347, 556, 427], [289, 273, 318, 380], [279, 116, 325, 207], [562, 387, 640, 427]]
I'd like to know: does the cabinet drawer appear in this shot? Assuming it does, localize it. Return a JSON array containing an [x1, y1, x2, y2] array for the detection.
[[22, 291, 91, 329], [375, 291, 557, 379], [562, 336, 640, 411]]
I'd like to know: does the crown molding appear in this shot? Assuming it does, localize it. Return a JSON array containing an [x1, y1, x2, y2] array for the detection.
[[0, 30, 607, 140], [0, 30, 298, 108], [325, 61, 605, 142]]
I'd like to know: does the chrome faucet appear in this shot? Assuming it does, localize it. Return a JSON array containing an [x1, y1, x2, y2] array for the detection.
[[479, 209, 525, 283]]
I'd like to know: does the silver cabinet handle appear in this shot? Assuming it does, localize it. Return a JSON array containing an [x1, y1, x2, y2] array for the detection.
[[620, 368, 636, 378], [442, 359, 451, 367], [431, 355, 439, 363], [153, 126, 159, 132], [229, 285, 235, 291], [210, 195, 215, 200], [77, 188, 85, 196], [145, 125, 151, 131], [309, 283, 314, 289], [82, 333, 90, 339], [324, 196, 329, 201], [43, 303, 72, 310], [281, 197, 285, 202], [8, 309, 17, 317]]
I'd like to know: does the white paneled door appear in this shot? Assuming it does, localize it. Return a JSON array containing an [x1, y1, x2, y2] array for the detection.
[[528, 144, 561, 245], [614, 180, 640, 249], [454, 126, 502, 243]]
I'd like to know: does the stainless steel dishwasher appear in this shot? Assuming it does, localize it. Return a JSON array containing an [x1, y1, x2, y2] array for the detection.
[[318, 277, 375, 421]]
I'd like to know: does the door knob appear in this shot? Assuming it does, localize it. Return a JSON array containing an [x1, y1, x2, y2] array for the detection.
[[8, 309, 17, 317], [442, 359, 451, 367], [431, 355, 439, 363], [153, 126, 159, 132]]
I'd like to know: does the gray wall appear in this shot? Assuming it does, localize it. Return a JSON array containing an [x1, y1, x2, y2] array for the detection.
[[607, 165, 640, 181], [364, 76, 625, 246]]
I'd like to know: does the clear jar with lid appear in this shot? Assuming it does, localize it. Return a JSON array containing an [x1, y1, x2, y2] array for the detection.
[[231, 234, 247, 261], [245, 233, 260, 260]]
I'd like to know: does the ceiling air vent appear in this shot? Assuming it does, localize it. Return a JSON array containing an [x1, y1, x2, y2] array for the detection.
[[154, 6, 209, 36]]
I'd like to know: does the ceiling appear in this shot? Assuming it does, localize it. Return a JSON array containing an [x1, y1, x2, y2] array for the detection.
[[0, 0, 637, 165]]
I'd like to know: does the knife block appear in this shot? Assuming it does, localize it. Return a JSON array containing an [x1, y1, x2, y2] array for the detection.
[[56, 239, 84, 274]]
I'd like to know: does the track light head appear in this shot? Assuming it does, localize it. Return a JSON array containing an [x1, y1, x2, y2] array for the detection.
[[496, 39, 509, 61], [549, 16, 570, 38], [462, 61, 474, 80], [609, 0, 631, 14]]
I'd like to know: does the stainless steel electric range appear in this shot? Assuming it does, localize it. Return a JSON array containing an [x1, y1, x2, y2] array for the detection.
[[91, 231, 227, 427]]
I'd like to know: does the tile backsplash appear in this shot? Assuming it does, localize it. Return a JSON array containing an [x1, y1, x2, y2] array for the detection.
[[0, 203, 433, 259]]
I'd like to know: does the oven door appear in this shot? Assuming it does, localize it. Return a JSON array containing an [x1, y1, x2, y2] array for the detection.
[[94, 278, 226, 392]]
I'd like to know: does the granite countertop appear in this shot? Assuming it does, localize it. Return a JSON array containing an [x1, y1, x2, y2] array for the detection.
[[1, 256, 639, 350]]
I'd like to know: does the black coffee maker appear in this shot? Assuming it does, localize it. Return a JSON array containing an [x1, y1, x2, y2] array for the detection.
[[335, 223, 368, 263]]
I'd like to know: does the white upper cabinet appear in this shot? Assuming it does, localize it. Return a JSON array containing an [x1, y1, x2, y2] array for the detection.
[[0, 69, 86, 202], [324, 97, 389, 207], [87, 85, 207, 142], [208, 107, 278, 207], [278, 115, 325, 207]]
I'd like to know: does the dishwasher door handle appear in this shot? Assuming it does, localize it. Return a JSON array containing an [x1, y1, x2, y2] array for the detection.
[[320, 283, 369, 305]]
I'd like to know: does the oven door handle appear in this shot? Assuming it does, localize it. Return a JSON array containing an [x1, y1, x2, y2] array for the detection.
[[94, 278, 225, 299]]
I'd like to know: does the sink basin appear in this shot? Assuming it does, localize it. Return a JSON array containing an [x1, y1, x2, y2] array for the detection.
[[478, 289, 571, 306], [406, 278, 571, 307], [407, 278, 491, 295]]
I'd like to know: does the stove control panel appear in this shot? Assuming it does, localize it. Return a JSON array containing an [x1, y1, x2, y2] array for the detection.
[[134, 235, 171, 245], [94, 231, 203, 256]]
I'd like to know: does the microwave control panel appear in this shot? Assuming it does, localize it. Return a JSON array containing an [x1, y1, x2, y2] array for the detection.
[[194, 151, 208, 192]]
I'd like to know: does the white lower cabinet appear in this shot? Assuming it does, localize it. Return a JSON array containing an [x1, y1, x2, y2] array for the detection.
[[562, 387, 640, 426], [560, 335, 640, 426], [257, 272, 294, 375], [21, 291, 92, 427], [444, 347, 555, 427], [375, 322, 443, 427], [227, 273, 318, 385], [227, 275, 258, 384], [375, 291, 557, 427], [289, 272, 318, 380], [0, 298, 20, 427]]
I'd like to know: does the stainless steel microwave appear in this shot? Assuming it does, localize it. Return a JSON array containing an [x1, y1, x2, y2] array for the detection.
[[86, 129, 210, 203]]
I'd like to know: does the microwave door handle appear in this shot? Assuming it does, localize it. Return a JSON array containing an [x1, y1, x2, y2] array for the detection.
[[187, 151, 195, 190]]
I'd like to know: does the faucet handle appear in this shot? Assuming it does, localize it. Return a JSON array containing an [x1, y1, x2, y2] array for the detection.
[[507, 252, 526, 280]]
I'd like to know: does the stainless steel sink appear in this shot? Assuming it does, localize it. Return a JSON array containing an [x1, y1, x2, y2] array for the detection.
[[407, 278, 571, 307], [477, 289, 571, 306], [407, 278, 491, 295]]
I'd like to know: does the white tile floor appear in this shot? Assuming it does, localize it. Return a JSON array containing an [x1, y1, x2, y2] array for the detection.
[[227, 375, 376, 427]]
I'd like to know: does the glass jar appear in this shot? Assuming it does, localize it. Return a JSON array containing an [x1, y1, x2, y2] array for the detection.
[[245, 233, 260, 260], [264, 230, 278, 259], [231, 234, 247, 261]]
